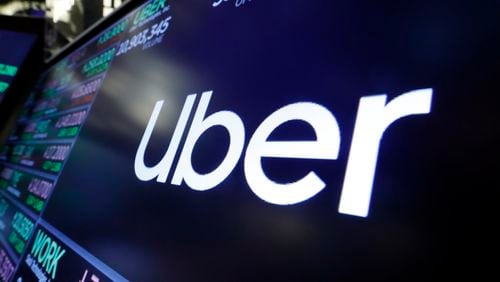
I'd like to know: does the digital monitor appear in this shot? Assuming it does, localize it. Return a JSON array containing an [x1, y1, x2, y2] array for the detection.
[[0, 0, 497, 281], [0, 15, 44, 142], [0, 29, 37, 104]]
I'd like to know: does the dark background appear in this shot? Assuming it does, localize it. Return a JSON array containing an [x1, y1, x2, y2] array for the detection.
[[42, 0, 499, 281]]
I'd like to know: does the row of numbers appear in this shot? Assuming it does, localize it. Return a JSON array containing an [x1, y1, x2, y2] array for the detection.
[[116, 16, 171, 56]]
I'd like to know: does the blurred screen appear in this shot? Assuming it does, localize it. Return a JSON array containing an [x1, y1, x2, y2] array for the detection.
[[0, 29, 37, 104], [0, 0, 498, 281]]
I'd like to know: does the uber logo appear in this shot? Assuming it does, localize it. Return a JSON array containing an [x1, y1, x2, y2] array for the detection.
[[135, 89, 433, 217]]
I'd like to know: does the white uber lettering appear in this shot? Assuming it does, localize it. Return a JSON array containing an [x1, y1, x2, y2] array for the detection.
[[135, 88, 433, 217]]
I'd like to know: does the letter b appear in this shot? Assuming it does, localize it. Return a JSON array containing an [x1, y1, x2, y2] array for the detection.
[[171, 91, 245, 191]]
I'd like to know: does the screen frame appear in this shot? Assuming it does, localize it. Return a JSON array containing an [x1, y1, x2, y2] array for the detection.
[[44, 0, 147, 69]]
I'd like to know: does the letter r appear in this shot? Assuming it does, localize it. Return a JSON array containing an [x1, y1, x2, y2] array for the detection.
[[339, 88, 433, 217]]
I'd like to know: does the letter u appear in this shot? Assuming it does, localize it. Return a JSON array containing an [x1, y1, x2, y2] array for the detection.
[[134, 94, 196, 182]]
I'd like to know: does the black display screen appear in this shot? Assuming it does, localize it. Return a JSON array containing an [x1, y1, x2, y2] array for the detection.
[[0, 29, 37, 104], [1, 0, 498, 281]]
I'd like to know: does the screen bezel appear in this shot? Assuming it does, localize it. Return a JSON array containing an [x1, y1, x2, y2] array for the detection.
[[44, 0, 147, 69]]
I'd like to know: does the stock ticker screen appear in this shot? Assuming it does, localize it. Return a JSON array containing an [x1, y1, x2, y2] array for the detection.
[[0, 29, 37, 104], [0, 0, 498, 281]]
